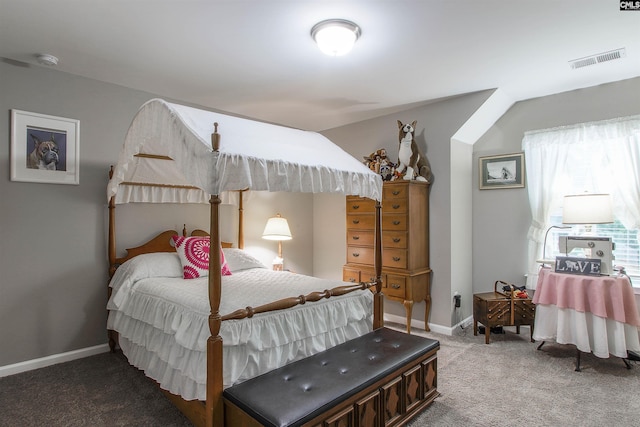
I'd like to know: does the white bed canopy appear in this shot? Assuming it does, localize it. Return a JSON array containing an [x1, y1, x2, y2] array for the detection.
[[107, 98, 382, 204]]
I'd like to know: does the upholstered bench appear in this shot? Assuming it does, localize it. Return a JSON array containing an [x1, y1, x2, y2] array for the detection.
[[223, 327, 439, 427]]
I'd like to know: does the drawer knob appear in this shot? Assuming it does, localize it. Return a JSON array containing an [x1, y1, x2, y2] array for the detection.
[[352, 219, 360, 224], [352, 205, 359, 209], [391, 284, 401, 289], [352, 253, 360, 257], [393, 257, 401, 262], [393, 220, 401, 225], [392, 204, 400, 209], [352, 236, 360, 240], [392, 190, 400, 195], [393, 238, 401, 243], [349, 278, 356, 282]]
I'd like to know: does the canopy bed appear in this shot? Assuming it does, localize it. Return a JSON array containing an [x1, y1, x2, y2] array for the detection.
[[106, 99, 438, 426]]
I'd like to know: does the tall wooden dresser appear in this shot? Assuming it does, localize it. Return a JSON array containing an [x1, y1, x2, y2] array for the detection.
[[343, 180, 431, 333]]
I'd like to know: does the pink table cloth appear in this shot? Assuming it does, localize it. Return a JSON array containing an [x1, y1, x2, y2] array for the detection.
[[534, 268, 640, 327], [533, 267, 640, 358]]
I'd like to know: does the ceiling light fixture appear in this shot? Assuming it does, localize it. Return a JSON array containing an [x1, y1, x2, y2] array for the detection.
[[36, 54, 59, 66], [311, 19, 360, 56]]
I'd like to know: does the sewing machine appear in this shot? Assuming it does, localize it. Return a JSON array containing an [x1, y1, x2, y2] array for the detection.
[[558, 236, 615, 275]]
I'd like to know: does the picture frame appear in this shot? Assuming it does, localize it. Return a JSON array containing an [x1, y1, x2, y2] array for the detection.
[[478, 152, 525, 190], [10, 109, 80, 185]]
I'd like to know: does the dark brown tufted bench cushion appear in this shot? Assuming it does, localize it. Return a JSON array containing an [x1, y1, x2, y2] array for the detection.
[[223, 327, 439, 427]]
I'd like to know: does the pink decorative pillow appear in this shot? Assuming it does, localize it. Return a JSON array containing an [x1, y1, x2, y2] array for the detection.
[[171, 235, 231, 279]]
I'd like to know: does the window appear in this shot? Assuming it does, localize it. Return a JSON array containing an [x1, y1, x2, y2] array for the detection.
[[522, 115, 640, 288]]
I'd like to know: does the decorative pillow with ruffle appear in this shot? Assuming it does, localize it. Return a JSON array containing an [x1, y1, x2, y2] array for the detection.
[[171, 235, 231, 279]]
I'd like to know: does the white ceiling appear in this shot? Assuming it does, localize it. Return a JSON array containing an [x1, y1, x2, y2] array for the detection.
[[1, 0, 639, 131]]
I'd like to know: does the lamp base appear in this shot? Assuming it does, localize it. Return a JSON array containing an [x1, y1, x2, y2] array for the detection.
[[272, 256, 284, 271]]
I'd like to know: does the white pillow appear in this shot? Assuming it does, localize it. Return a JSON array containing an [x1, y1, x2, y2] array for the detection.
[[119, 252, 183, 279], [108, 252, 183, 310], [223, 248, 268, 272]]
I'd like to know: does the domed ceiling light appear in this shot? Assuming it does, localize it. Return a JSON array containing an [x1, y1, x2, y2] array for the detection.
[[36, 54, 59, 66], [311, 19, 361, 56]]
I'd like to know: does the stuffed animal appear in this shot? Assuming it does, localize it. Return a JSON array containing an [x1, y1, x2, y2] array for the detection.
[[363, 148, 396, 180], [396, 120, 432, 183], [379, 158, 394, 181]]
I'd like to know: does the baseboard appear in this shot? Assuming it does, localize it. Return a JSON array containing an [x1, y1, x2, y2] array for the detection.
[[0, 343, 110, 378], [454, 315, 474, 332], [383, 313, 473, 336]]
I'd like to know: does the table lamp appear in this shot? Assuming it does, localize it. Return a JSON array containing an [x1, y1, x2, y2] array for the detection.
[[562, 193, 614, 232], [262, 214, 292, 271]]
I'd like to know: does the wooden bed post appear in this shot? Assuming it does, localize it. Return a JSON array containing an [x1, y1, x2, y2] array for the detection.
[[108, 166, 117, 277], [207, 194, 224, 427], [107, 166, 118, 352], [373, 200, 384, 329], [238, 190, 245, 250]]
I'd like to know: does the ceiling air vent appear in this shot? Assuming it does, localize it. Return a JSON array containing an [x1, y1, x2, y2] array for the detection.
[[569, 48, 626, 70]]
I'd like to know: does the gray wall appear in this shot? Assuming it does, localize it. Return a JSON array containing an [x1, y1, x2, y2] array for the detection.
[[472, 77, 640, 299], [0, 61, 313, 367]]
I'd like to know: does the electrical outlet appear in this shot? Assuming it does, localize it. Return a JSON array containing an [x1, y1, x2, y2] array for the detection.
[[454, 294, 461, 308]]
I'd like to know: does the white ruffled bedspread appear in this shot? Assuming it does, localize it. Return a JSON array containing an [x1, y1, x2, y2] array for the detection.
[[107, 253, 373, 400]]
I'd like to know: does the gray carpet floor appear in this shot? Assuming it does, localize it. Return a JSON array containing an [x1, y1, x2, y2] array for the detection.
[[1, 324, 639, 426]]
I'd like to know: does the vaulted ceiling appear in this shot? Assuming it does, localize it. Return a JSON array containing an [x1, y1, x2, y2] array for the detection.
[[2, 0, 638, 131]]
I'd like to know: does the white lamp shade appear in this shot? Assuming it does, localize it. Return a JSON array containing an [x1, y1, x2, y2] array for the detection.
[[262, 215, 292, 241], [562, 194, 614, 224], [311, 19, 360, 56]]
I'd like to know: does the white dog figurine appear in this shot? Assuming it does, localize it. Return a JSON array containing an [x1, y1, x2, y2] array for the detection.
[[396, 120, 432, 183]]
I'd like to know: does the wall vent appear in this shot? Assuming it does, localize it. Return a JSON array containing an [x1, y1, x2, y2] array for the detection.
[[569, 48, 626, 70]]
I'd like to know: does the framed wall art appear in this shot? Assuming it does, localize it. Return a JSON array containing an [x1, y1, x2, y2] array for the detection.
[[10, 109, 80, 185], [478, 152, 525, 190]]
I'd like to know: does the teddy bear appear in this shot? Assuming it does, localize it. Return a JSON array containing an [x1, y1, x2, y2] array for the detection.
[[363, 148, 397, 180]]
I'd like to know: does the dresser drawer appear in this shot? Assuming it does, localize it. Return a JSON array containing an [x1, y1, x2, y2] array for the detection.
[[347, 230, 374, 246], [359, 268, 378, 284], [347, 214, 376, 230], [385, 275, 406, 298], [383, 248, 407, 269], [346, 198, 375, 214], [347, 246, 374, 265], [382, 199, 407, 214], [342, 267, 381, 285], [382, 231, 407, 249], [382, 214, 407, 231], [343, 267, 361, 283], [383, 184, 408, 200]]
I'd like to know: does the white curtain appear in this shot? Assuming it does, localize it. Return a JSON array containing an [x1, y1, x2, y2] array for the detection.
[[522, 115, 640, 288]]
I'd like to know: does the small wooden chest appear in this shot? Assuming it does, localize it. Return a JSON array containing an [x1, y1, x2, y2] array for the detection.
[[473, 281, 535, 344]]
